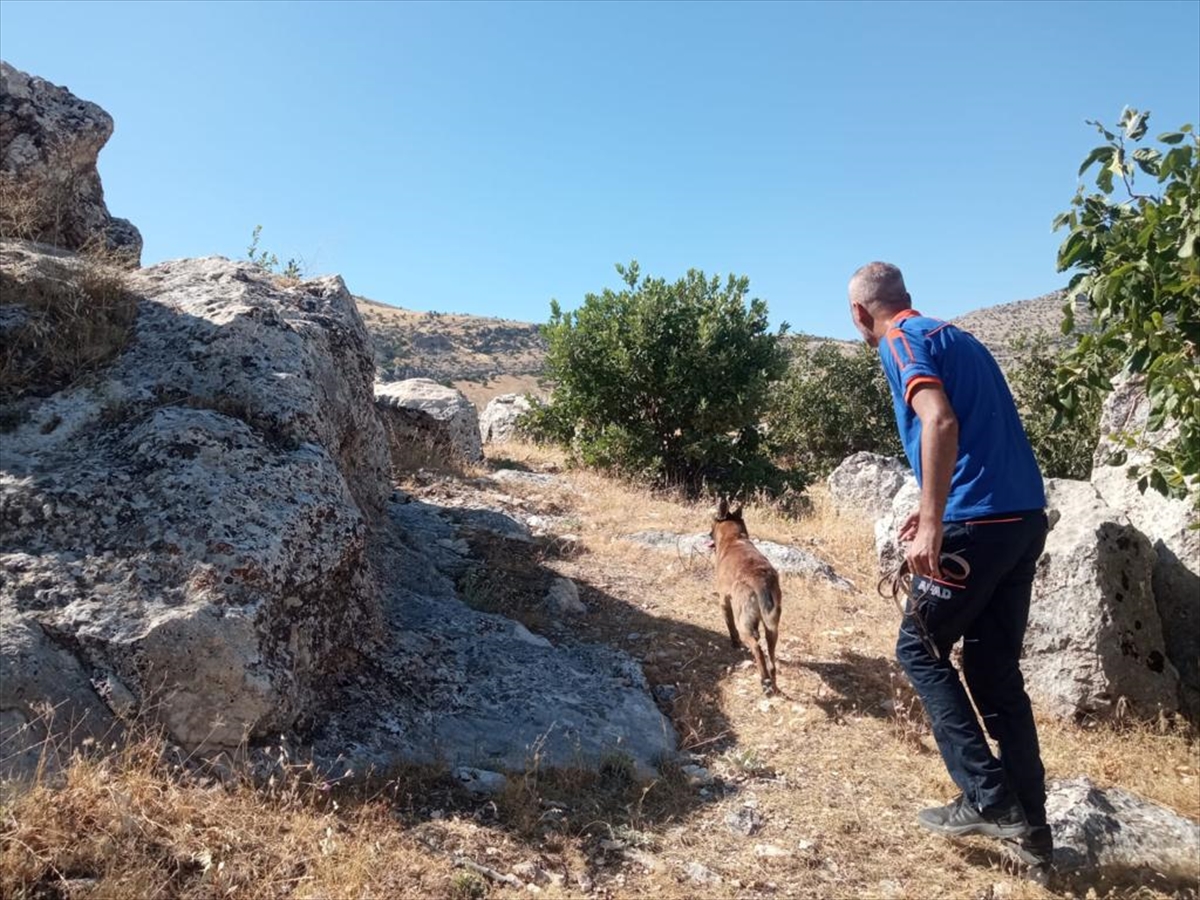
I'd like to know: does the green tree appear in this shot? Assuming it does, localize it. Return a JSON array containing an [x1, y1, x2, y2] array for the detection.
[[766, 341, 902, 477], [524, 261, 799, 496], [1008, 334, 1101, 480], [1053, 108, 1199, 501]]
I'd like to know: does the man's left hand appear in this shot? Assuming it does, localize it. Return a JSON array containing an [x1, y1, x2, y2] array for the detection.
[[906, 518, 944, 579]]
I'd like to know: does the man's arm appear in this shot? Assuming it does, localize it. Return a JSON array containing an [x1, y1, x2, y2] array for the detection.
[[907, 383, 959, 579]]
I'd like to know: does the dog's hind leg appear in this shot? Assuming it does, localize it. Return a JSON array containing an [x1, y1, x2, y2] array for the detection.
[[764, 625, 779, 694], [737, 626, 771, 693], [722, 596, 740, 650]]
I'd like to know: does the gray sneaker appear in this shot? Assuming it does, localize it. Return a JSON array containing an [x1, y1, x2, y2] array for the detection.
[[917, 793, 1030, 840], [1003, 825, 1053, 885]]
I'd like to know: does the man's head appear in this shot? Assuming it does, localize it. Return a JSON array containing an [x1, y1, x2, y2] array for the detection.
[[848, 261, 911, 347]]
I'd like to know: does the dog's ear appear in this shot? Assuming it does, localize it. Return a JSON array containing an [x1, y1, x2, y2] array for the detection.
[[729, 502, 743, 520], [715, 497, 729, 520]]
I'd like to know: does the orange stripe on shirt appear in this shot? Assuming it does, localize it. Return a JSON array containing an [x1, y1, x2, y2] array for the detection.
[[904, 375, 943, 405]]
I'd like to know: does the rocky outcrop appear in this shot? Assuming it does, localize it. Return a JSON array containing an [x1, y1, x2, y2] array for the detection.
[[1045, 776, 1200, 888], [480, 392, 532, 444], [872, 475, 920, 575], [827, 452, 910, 519], [1026, 479, 1178, 720], [374, 378, 483, 465], [1091, 375, 1199, 718], [313, 495, 676, 777], [0, 62, 141, 263], [1, 249, 389, 764]]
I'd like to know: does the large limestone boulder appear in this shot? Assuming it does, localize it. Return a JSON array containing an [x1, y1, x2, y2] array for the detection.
[[1026, 479, 1178, 720], [873, 475, 921, 574], [1091, 375, 1199, 718], [0, 248, 390, 767], [1046, 777, 1200, 887], [0, 62, 141, 263], [479, 392, 532, 444], [827, 452, 910, 519], [375, 378, 483, 465]]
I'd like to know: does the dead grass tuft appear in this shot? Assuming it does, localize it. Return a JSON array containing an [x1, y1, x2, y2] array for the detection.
[[0, 243, 137, 404]]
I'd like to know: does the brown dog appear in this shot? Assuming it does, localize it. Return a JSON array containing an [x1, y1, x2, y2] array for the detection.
[[710, 498, 783, 695]]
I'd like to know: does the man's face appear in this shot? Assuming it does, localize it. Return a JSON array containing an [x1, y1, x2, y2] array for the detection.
[[849, 299, 879, 347]]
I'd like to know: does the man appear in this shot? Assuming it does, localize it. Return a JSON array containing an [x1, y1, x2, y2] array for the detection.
[[847, 262, 1052, 876]]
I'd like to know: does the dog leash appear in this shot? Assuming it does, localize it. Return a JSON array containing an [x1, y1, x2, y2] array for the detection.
[[877, 553, 971, 662]]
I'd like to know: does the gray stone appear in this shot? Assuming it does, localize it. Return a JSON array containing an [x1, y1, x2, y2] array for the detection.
[[479, 393, 533, 444], [545, 577, 585, 615], [1045, 776, 1200, 885], [1026, 479, 1178, 720], [684, 861, 721, 885], [827, 452, 911, 519], [725, 805, 764, 836], [624, 531, 853, 589], [453, 766, 508, 795], [0, 62, 141, 262], [374, 378, 483, 464], [1092, 375, 1199, 718], [490, 468, 563, 489]]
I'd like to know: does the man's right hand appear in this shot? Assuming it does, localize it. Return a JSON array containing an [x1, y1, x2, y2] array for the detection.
[[898, 510, 920, 543]]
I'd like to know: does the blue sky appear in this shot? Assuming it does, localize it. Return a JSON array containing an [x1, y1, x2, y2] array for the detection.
[[2, 1, 1197, 339]]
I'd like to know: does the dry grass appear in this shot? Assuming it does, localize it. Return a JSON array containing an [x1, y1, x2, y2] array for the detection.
[[3, 441, 1197, 899], [0, 241, 136, 406]]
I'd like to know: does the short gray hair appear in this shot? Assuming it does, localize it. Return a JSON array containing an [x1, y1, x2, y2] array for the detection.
[[849, 261, 910, 312]]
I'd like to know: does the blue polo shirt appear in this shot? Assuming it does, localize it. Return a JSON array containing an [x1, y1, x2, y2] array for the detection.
[[878, 309, 1045, 522]]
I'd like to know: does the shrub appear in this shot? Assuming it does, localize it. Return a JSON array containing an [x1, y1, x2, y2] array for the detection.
[[766, 341, 902, 477], [1008, 334, 1102, 479], [524, 261, 800, 497], [1053, 107, 1199, 500]]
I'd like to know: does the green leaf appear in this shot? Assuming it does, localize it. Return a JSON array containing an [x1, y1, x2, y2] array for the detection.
[[1158, 131, 1186, 144], [1078, 146, 1114, 176]]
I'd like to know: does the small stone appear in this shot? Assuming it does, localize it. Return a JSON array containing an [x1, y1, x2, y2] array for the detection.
[[725, 805, 764, 836], [681, 764, 713, 786], [453, 767, 508, 795], [754, 843, 790, 858], [685, 861, 721, 885]]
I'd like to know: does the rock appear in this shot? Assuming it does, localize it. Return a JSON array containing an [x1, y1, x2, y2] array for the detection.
[[445, 506, 533, 543], [511, 861, 548, 885], [753, 843, 791, 858], [0, 62, 141, 262], [624, 531, 853, 589], [1091, 375, 1199, 719], [545, 577, 585, 615], [827, 452, 911, 518], [684, 861, 721, 885], [479, 393, 533, 444], [0, 251, 388, 767], [1025, 479, 1178, 720], [1046, 776, 1200, 885], [307, 496, 677, 779], [490, 468, 563, 489], [873, 475, 921, 574], [725, 805, 764, 836], [454, 766, 508, 795], [374, 378, 483, 465], [0, 612, 116, 775], [681, 764, 713, 786]]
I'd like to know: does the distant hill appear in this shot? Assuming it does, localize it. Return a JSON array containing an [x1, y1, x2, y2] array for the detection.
[[357, 290, 1084, 402], [355, 297, 549, 404], [950, 290, 1082, 370]]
